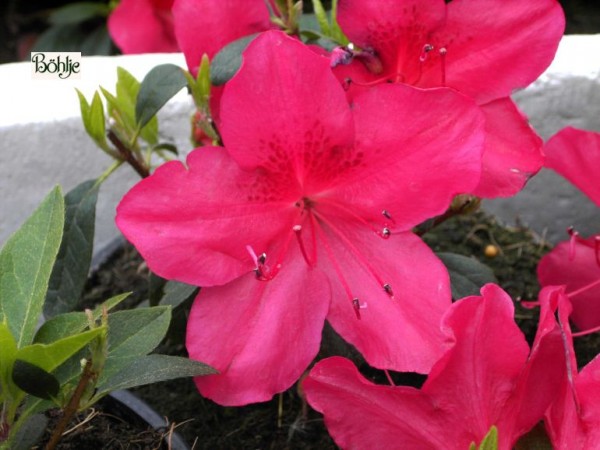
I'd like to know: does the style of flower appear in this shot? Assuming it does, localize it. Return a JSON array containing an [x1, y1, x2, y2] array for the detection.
[[303, 284, 567, 450], [116, 30, 485, 406], [172, 0, 274, 75], [108, 0, 178, 54], [333, 0, 565, 197], [537, 285, 600, 449]]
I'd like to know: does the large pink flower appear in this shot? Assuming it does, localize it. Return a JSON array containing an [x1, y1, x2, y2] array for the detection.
[[334, 0, 565, 197], [540, 286, 600, 449], [303, 284, 567, 450], [538, 232, 600, 331], [544, 126, 600, 207], [116, 31, 485, 405], [172, 0, 274, 74], [108, 0, 178, 54]]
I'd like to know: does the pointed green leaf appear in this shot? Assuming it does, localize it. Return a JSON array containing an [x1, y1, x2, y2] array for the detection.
[[210, 34, 259, 86], [0, 322, 18, 398], [116, 66, 140, 102], [88, 91, 107, 145], [16, 328, 103, 373], [311, 0, 331, 35], [98, 306, 171, 384], [437, 252, 498, 299], [0, 187, 64, 348], [136, 64, 187, 129], [330, 0, 349, 45], [35, 293, 130, 344], [44, 180, 100, 317], [10, 413, 49, 450], [12, 359, 60, 400], [97, 354, 216, 394]]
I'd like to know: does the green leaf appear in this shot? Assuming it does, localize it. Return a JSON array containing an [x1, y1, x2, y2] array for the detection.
[[0, 322, 18, 398], [437, 252, 498, 300], [89, 92, 107, 144], [152, 143, 178, 156], [16, 328, 103, 373], [12, 359, 60, 400], [311, 0, 331, 35], [44, 180, 100, 317], [97, 354, 216, 394], [135, 64, 187, 130], [210, 34, 258, 86], [49, 2, 109, 25], [478, 425, 499, 450], [81, 25, 113, 56], [35, 293, 130, 344], [0, 187, 64, 348], [98, 306, 171, 384], [10, 413, 48, 450], [160, 281, 198, 309]]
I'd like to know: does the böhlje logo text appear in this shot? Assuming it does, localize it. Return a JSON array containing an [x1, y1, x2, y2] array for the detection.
[[31, 52, 81, 80]]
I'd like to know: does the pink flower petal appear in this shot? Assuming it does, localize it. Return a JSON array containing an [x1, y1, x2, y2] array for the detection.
[[428, 0, 565, 104], [329, 83, 484, 229], [116, 147, 298, 287], [337, 0, 564, 104], [108, 0, 178, 54], [538, 235, 600, 331], [544, 127, 600, 207], [472, 98, 543, 198], [323, 229, 451, 374], [188, 258, 330, 406], [304, 357, 448, 450], [172, 0, 272, 74], [220, 31, 356, 190], [304, 285, 566, 449]]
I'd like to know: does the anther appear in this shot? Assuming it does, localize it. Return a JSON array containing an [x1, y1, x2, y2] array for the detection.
[[382, 210, 392, 220], [381, 227, 391, 239], [352, 298, 367, 319], [419, 44, 434, 62], [383, 283, 394, 299]]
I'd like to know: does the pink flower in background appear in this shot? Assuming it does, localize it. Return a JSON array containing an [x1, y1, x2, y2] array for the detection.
[[116, 31, 485, 405], [544, 126, 600, 207], [108, 0, 178, 54], [538, 231, 600, 331], [334, 0, 565, 197], [172, 0, 274, 75], [303, 284, 566, 450], [540, 286, 600, 449]]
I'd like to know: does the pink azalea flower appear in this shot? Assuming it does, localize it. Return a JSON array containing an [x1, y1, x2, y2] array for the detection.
[[538, 230, 600, 331], [116, 30, 485, 405], [108, 0, 178, 54], [544, 126, 600, 207], [334, 0, 565, 197], [172, 0, 274, 75], [540, 286, 600, 449], [303, 284, 567, 450]]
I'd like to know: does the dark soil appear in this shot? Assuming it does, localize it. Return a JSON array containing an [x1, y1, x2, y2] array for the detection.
[[76, 209, 555, 449]]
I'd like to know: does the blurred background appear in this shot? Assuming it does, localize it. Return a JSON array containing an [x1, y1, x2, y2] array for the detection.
[[1, 0, 599, 65]]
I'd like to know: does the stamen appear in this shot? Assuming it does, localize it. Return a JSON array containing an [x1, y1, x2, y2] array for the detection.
[[566, 277, 600, 299], [419, 44, 434, 62], [383, 283, 395, 299], [293, 225, 314, 267], [381, 209, 395, 225], [313, 217, 363, 320], [312, 209, 395, 300], [352, 298, 367, 319], [439, 47, 447, 86], [567, 226, 579, 260], [573, 322, 600, 337], [318, 198, 392, 239], [384, 369, 396, 386]]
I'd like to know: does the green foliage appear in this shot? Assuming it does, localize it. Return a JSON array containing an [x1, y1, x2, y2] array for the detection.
[[45, 180, 100, 318], [437, 252, 498, 299], [159, 280, 199, 309], [48, 2, 109, 26], [469, 426, 499, 450], [0, 187, 64, 348], [211, 34, 259, 86], [136, 64, 188, 129]]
